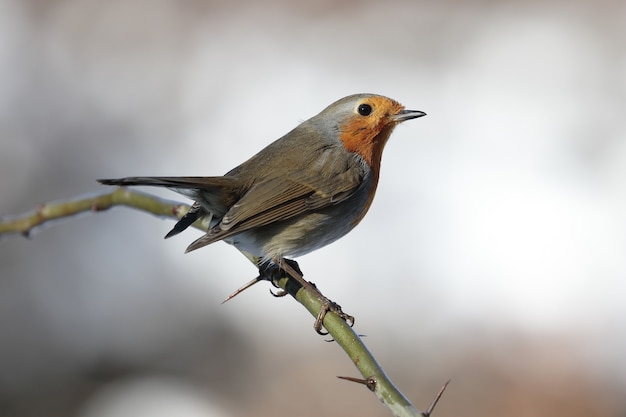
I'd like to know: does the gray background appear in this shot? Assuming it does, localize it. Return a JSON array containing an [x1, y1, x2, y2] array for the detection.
[[1, 1, 625, 416]]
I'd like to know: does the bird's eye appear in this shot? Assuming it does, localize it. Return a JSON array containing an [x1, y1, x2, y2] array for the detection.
[[357, 103, 372, 116]]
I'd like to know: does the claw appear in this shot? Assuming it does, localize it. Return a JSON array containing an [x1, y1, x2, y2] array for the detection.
[[312, 298, 355, 335], [314, 306, 330, 335], [270, 288, 288, 297]]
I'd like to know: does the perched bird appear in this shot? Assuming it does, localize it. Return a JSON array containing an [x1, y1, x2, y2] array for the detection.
[[99, 93, 425, 333]]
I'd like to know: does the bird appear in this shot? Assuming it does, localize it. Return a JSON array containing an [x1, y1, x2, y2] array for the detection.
[[98, 93, 426, 334]]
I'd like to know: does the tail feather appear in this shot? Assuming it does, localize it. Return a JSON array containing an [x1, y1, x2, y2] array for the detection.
[[98, 175, 239, 249], [165, 202, 210, 239], [97, 176, 236, 189]]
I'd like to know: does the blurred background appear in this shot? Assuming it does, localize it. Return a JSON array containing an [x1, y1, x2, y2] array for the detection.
[[1, 0, 625, 416]]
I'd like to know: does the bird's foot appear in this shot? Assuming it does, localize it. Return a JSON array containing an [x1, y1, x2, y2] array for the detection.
[[259, 258, 303, 281], [313, 296, 355, 335], [258, 259, 303, 297], [227, 258, 355, 335], [267, 258, 355, 335]]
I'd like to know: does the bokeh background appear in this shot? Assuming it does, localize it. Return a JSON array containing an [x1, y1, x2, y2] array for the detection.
[[1, 0, 625, 416]]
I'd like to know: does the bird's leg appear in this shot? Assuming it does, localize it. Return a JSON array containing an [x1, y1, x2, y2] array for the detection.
[[255, 258, 304, 297], [225, 258, 355, 335], [274, 258, 355, 335]]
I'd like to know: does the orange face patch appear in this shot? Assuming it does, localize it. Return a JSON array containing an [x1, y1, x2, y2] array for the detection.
[[339, 96, 405, 174]]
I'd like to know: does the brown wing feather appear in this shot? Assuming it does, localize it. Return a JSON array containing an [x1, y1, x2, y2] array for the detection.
[[185, 165, 365, 253], [220, 179, 313, 230]]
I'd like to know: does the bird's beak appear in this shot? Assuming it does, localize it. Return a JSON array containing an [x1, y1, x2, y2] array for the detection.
[[391, 109, 427, 122]]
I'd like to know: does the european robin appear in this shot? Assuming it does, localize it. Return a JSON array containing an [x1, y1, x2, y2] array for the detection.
[[99, 93, 425, 333]]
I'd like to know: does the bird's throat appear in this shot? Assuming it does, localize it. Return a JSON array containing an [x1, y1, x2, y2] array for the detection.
[[339, 124, 396, 181]]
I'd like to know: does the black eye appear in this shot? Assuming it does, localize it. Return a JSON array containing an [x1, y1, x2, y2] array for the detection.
[[357, 103, 372, 116]]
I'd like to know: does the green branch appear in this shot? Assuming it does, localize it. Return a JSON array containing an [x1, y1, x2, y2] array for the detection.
[[0, 187, 447, 417]]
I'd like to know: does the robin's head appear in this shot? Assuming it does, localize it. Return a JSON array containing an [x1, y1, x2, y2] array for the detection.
[[316, 94, 425, 172]]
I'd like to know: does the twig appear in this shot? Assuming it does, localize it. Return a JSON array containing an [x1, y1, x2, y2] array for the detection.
[[1, 187, 446, 417], [0, 188, 198, 238]]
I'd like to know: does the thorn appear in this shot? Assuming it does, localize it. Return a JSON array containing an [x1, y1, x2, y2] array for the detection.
[[337, 375, 377, 392], [422, 379, 451, 417], [221, 276, 262, 304]]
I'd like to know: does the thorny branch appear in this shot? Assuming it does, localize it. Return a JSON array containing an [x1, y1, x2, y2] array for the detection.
[[0, 187, 449, 417]]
